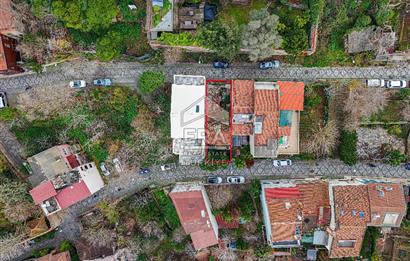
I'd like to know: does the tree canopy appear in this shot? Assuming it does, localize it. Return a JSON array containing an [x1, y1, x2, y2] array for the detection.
[[51, 0, 118, 32], [198, 20, 241, 61], [241, 9, 283, 62], [96, 31, 125, 62], [138, 71, 165, 94]]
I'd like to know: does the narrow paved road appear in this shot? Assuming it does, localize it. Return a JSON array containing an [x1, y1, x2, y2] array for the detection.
[[14, 157, 410, 261], [1, 61, 410, 91]]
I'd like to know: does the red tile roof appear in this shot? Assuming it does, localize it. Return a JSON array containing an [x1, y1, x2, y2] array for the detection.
[[215, 215, 239, 229], [0, 36, 6, 71], [169, 189, 218, 250], [65, 155, 80, 169], [29, 181, 57, 205], [37, 251, 71, 261], [232, 123, 253, 135], [254, 89, 281, 146], [297, 182, 329, 216], [278, 81, 305, 111], [265, 187, 301, 200], [55, 181, 91, 209], [232, 80, 254, 114], [367, 183, 406, 226], [0, 0, 13, 32]]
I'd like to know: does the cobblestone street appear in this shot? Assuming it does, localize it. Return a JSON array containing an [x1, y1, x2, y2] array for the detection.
[[1, 61, 410, 91]]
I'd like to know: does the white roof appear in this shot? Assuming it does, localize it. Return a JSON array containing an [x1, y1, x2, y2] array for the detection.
[[171, 76, 206, 139], [76, 162, 104, 194]]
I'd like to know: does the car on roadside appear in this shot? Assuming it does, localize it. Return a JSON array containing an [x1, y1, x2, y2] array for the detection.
[[259, 60, 280, 69], [273, 159, 292, 167], [69, 80, 86, 89], [113, 158, 123, 173], [227, 176, 245, 184], [405, 162, 410, 171], [139, 168, 151, 175], [0, 92, 8, 109], [207, 176, 223, 184], [161, 163, 176, 171], [100, 162, 111, 176], [366, 79, 385, 87], [385, 80, 407, 88], [213, 61, 229, 69], [367, 163, 377, 168], [93, 78, 112, 87]]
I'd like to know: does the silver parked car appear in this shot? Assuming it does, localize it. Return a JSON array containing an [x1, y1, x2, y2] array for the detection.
[[69, 80, 86, 88], [366, 79, 385, 87], [273, 159, 292, 167], [227, 176, 245, 184], [0, 92, 7, 109]]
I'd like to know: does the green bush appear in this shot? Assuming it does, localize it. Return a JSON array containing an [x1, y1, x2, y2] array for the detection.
[[387, 150, 406, 166], [59, 240, 80, 261], [32, 248, 52, 258], [339, 130, 358, 165], [395, 89, 410, 100], [0, 108, 21, 122], [96, 31, 125, 61], [152, 190, 180, 230], [354, 15, 372, 29], [309, 0, 326, 24], [118, 0, 143, 22], [157, 32, 199, 46], [360, 227, 380, 258], [138, 71, 165, 94], [387, 125, 403, 138], [375, 9, 394, 26]]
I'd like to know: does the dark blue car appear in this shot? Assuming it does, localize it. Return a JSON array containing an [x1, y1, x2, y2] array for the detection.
[[213, 61, 229, 69], [405, 163, 410, 170], [139, 168, 151, 175]]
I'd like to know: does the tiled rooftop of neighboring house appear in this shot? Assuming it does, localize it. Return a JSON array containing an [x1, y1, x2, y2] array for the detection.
[[55, 180, 91, 209], [254, 88, 280, 146], [36, 250, 71, 261], [330, 185, 371, 258], [169, 185, 218, 250], [232, 80, 254, 114], [297, 182, 329, 216], [0, 0, 13, 32], [333, 185, 370, 227], [29, 181, 57, 205], [278, 81, 305, 111], [367, 183, 406, 226]]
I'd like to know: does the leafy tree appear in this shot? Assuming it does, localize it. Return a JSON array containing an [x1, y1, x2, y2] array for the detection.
[[281, 15, 309, 55], [241, 9, 283, 62], [198, 20, 240, 60], [96, 31, 125, 61], [354, 15, 372, 29], [386, 150, 406, 166], [309, 0, 326, 24], [52, 0, 118, 32], [52, 0, 83, 30], [0, 181, 30, 206], [339, 130, 358, 165], [138, 71, 165, 94], [0, 154, 7, 174], [84, 0, 118, 32], [375, 9, 394, 26]]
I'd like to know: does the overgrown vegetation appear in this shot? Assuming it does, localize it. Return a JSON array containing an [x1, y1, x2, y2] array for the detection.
[[360, 227, 380, 258], [339, 130, 358, 165], [138, 71, 165, 94]]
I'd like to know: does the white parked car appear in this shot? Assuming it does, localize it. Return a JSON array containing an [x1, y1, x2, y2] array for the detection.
[[100, 162, 110, 176], [385, 80, 407, 88], [69, 80, 86, 89], [0, 92, 7, 109], [366, 79, 385, 87], [227, 176, 245, 184], [113, 158, 122, 173], [161, 163, 176, 171], [273, 159, 292, 167]]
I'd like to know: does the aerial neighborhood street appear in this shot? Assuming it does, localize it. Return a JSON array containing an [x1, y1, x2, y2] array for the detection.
[[0, 0, 410, 261]]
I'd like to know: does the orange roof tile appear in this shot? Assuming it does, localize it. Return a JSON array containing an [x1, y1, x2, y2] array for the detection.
[[271, 223, 298, 243], [297, 182, 329, 216], [232, 80, 254, 114], [0, 0, 15, 33], [0, 36, 8, 71], [37, 251, 71, 261], [232, 123, 253, 135], [169, 189, 218, 250], [329, 226, 367, 258], [367, 183, 406, 226], [278, 81, 305, 111], [254, 89, 281, 145], [333, 185, 370, 227]]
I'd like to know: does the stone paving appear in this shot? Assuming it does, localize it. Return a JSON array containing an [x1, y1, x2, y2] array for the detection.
[[1, 61, 410, 91]]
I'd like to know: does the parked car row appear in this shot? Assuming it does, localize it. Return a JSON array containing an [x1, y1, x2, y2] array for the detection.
[[366, 79, 407, 88], [69, 78, 112, 89], [213, 60, 281, 69], [207, 176, 245, 184]]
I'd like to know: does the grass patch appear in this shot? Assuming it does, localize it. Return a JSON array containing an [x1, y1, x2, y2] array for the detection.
[[369, 100, 403, 123], [219, 0, 268, 25], [33, 229, 57, 243], [152, 190, 180, 230]]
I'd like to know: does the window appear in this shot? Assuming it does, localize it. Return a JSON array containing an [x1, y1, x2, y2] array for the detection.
[[195, 105, 200, 113], [383, 213, 399, 225], [337, 240, 355, 248]]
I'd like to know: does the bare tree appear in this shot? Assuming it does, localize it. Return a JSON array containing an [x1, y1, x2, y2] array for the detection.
[[3, 201, 40, 223], [305, 121, 339, 158], [81, 226, 115, 248], [214, 248, 238, 261], [344, 81, 388, 129], [0, 228, 28, 261]]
